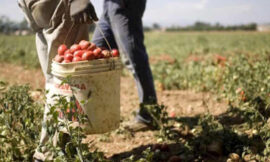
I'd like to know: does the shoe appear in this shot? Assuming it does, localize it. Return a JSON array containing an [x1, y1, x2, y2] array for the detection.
[[123, 109, 155, 132], [123, 118, 153, 132]]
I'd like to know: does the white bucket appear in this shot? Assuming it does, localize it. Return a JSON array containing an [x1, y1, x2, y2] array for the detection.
[[51, 58, 122, 134]]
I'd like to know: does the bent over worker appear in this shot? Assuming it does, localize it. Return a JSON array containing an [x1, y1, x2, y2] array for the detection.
[[18, 0, 97, 161]]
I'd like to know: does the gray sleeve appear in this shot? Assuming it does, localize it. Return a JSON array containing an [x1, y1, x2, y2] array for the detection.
[[18, 0, 64, 31], [17, 0, 42, 32], [70, 0, 90, 16]]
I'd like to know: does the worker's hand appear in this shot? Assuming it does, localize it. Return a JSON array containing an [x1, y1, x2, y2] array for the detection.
[[70, 0, 98, 24]]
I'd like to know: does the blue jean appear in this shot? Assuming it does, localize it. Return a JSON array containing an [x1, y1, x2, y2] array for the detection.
[[92, 0, 157, 106]]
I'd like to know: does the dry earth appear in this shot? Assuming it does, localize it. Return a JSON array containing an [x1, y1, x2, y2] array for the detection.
[[0, 63, 228, 160]]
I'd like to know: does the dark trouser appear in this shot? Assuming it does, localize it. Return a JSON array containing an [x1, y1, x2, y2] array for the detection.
[[92, 0, 156, 103], [92, 0, 156, 122]]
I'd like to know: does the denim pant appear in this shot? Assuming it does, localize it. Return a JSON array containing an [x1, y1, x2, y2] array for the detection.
[[92, 0, 157, 107]]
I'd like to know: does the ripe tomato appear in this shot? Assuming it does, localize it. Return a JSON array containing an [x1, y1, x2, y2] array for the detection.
[[64, 49, 71, 55], [93, 48, 102, 58], [79, 40, 90, 50], [62, 60, 71, 63], [111, 49, 119, 57], [64, 53, 73, 62], [102, 50, 111, 58], [99, 53, 105, 59], [74, 50, 85, 58], [58, 44, 67, 56], [82, 51, 95, 60], [240, 90, 245, 96], [169, 112, 176, 118], [87, 43, 97, 51], [55, 55, 64, 63], [73, 56, 82, 62], [70, 44, 81, 53]]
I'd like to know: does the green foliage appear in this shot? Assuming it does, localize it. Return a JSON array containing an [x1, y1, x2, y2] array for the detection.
[[0, 34, 39, 68], [1, 32, 270, 69], [0, 83, 107, 162], [1, 32, 270, 161], [153, 52, 270, 104], [145, 32, 270, 59], [166, 21, 257, 31], [0, 84, 43, 161], [44, 94, 107, 162]]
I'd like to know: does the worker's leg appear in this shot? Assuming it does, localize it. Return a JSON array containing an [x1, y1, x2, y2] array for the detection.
[[28, 1, 89, 161], [108, 0, 157, 123], [33, 28, 89, 161], [92, 2, 118, 49], [93, 0, 156, 104], [33, 26, 89, 161]]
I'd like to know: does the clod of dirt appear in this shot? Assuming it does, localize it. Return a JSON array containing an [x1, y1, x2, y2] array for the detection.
[[168, 155, 182, 162], [227, 159, 233, 162], [160, 143, 170, 152], [207, 140, 223, 156], [173, 125, 190, 137], [152, 144, 162, 151], [243, 154, 251, 161], [229, 153, 240, 162], [30, 91, 43, 101], [152, 143, 170, 152]]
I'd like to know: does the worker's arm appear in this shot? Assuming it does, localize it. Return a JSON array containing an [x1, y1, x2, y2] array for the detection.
[[18, 0, 98, 32], [18, 0, 66, 30], [17, 0, 43, 32], [70, 0, 98, 24]]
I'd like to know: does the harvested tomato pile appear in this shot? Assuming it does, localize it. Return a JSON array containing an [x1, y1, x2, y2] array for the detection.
[[54, 40, 119, 63]]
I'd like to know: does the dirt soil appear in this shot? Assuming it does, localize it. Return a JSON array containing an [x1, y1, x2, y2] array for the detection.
[[0, 63, 228, 160]]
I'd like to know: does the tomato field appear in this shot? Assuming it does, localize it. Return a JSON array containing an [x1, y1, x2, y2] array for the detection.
[[1, 31, 270, 161]]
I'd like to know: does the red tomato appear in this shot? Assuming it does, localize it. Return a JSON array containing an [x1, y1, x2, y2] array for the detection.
[[79, 40, 90, 50], [62, 60, 71, 63], [93, 48, 102, 58], [82, 51, 95, 60], [169, 112, 176, 118], [73, 56, 82, 62], [87, 43, 97, 51], [58, 44, 67, 56], [64, 53, 73, 62], [240, 90, 245, 96], [55, 55, 64, 63], [70, 44, 81, 53], [74, 50, 85, 58], [64, 49, 72, 55], [99, 53, 105, 59], [111, 49, 119, 57]]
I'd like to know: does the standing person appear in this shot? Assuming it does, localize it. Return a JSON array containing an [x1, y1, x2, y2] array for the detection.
[[17, 0, 97, 161], [92, 0, 157, 130]]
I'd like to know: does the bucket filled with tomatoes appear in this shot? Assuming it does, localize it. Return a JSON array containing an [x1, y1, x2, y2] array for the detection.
[[51, 40, 122, 134]]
